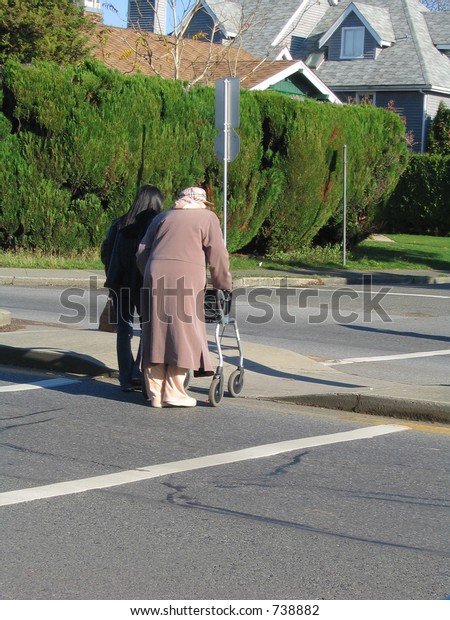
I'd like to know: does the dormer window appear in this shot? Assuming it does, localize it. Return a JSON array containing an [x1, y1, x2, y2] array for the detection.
[[341, 27, 365, 59]]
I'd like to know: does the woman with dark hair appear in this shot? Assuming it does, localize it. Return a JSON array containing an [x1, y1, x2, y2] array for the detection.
[[136, 186, 232, 408], [102, 184, 164, 391]]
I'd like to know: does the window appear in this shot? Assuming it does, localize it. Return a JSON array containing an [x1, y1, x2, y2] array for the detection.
[[341, 27, 365, 59], [355, 92, 375, 105]]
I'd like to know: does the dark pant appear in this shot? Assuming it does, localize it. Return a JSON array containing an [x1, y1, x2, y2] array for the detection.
[[112, 288, 142, 388]]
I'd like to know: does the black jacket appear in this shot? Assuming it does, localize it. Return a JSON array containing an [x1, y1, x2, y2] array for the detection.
[[101, 212, 158, 303]]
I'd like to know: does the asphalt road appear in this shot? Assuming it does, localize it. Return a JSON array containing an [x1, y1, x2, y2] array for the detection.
[[1, 365, 449, 600], [235, 282, 450, 385], [2, 282, 450, 385]]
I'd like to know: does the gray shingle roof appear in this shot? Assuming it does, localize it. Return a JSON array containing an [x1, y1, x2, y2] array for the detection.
[[204, 1, 244, 35], [210, 0, 307, 58], [425, 12, 450, 45], [201, 0, 450, 92], [352, 3, 395, 43], [304, 0, 450, 92]]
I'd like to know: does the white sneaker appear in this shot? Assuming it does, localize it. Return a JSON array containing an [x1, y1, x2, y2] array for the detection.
[[163, 397, 197, 408]]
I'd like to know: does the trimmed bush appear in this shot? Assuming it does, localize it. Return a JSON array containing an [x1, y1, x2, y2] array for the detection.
[[382, 154, 450, 235], [0, 59, 408, 254]]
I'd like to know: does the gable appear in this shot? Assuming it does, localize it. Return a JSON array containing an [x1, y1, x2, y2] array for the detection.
[[325, 12, 380, 61], [196, 0, 243, 37], [319, 2, 394, 49]]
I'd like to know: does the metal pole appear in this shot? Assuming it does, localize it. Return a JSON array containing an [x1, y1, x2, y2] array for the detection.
[[343, 144, 347, 266], [223, 79, 229, 247]]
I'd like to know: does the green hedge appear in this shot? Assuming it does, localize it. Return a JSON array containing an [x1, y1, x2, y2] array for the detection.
[[382, 154, 450, 235], [0, 59, 408, 253]]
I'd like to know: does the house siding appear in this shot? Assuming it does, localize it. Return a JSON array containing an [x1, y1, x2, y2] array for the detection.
[[127, 0, 166, 33], [184, 8, 224, 43], [427, 94, 450, 117], [377, 91, 424, 153], [327, 14, 379, 61], [128, 0, 155, 31], [336, 90, 424, 152], [425, 94, 450, 149]]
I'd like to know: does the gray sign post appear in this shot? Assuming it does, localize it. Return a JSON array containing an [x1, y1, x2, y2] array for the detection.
[[214, 78, 240, 247]]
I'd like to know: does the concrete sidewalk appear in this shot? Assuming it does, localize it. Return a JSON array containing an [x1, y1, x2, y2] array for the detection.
[[1, 266, 450, 288], [1, 267, 450, 424]]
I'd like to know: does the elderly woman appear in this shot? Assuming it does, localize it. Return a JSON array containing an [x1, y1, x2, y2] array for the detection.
[[136, 187, 232, 408]]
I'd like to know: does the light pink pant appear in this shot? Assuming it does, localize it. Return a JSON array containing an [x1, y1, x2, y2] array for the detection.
[[144, 364, 189, 407]]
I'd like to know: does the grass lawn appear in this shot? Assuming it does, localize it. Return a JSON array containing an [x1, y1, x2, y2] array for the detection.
[[0, 234, 449, 272], [347, 234, 450, 271]]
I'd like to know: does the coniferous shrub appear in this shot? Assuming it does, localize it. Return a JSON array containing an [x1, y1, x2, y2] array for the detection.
[[427, 102, 450, 156], [383, 154, 450, 235], [0, 58, 409, 254], [254, 97, 408, 252]]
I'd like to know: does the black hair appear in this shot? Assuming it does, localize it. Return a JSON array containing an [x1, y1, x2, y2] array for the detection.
[[119, 184, 163, 231]]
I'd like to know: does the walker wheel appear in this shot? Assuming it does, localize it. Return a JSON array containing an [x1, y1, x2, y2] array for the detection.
[[209, 375, 224, 407], [227, 369, 244, 397]]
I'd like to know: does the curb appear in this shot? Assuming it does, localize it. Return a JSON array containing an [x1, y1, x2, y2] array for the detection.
[[3, 342, 450, 425], [0, 309, 11, 327], [2, 274, 450, 289], [233, 274, 450, 287], [0, 275, 106, 288], [0, 344, 116, 378], [271, 393, 450, 425]]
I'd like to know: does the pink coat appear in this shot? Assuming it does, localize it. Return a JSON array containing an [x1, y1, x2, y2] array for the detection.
[[136, 207, 232, 372]]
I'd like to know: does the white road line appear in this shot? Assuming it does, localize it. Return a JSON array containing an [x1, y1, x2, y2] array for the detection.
[[0, 378, 80, 392], [320, 288, 450, 299], [325, 349, 450, 366], [381, 292, 450, 299], [0, 425, 408, 507]]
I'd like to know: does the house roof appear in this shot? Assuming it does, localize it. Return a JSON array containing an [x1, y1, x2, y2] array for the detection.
[[201, 0, 244, 37], [91, 24, 340, 101], [298, 0, 450, 94], [318, 2, 395, 47], [92, 24, 256, 83], [200, 0, 450, 93], [425, 12, 450, 47], [203, 0, 307, 59]]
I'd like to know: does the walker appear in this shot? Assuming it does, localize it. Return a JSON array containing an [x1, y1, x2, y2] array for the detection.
[[204, 289, 244, 406], [185, 288, 244, 406]]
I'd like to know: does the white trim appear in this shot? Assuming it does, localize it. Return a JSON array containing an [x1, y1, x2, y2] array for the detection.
[[275, 46, 293, 60], [197, 0, 237, 39], [319, 3, 393, 49], [250, 60, 342, 104], [341, 26, 365, 59], [271, 0, 310, 47], [421, 91, 427, 155]]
